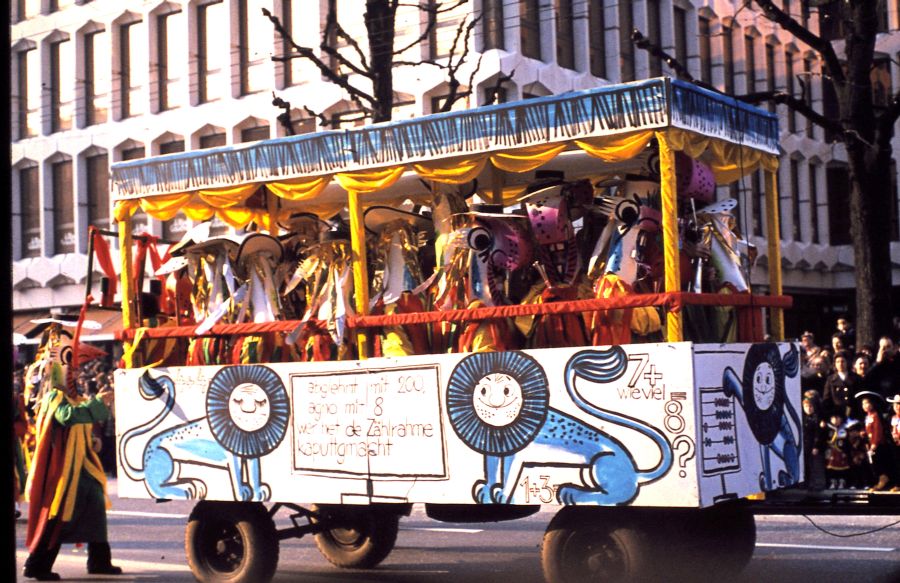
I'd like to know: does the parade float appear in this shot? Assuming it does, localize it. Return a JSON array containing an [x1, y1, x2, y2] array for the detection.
[[102, 78, 804, 582]]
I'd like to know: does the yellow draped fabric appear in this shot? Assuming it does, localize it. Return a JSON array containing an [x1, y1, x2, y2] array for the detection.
[[336, 166, 406, 194], [489, 143, 568, 173], [575, 131, 655, 162], [267, 176, 332, 201], [413, 156, 487, 184]]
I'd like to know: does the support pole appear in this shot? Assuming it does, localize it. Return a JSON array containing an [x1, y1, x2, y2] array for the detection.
[[347, 189, 370, 359], [764, 169, 785, 340], [119, 217, 135, 366], [656, 132, 682, 342]]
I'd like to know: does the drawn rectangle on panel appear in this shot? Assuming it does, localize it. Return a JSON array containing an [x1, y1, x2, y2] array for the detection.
[[290, 365, 446, 478], [699, 387, 740, 475]]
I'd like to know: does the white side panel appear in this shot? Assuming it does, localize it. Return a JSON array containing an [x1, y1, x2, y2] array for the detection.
[[693, 343, 803, 506], [115, 343, 701, 507]]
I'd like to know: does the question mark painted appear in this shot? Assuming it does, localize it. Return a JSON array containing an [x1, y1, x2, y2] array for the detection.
[[673, 435, 696, 478]]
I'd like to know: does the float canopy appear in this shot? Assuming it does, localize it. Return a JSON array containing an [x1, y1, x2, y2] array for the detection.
[[110, 78, 779, 229]]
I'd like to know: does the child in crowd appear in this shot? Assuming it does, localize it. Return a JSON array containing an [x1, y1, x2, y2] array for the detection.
[[825, 412, 851, 489], [846, 418, 870, 489], [802, 392, 827, 490], [857, 392, 890, 491], [889, 394, 900, 492]]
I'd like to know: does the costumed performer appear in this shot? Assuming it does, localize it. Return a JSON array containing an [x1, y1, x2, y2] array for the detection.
[[23, 324, 122, 581], [364, 204, 433, 357]]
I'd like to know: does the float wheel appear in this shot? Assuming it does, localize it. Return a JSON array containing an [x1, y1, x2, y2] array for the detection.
[[185, 501, 278, 583], [541, 508, 657, 583], [311, 504, 400, 569]]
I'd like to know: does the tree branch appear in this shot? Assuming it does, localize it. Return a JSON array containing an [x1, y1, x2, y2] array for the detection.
[[263, 8, 377, 113], [323, 3, 371, 75], [739, 90, 843, 135], [272, 93, 295, 136], [750, 0, 846, 88], [631, 30, 717, 92]]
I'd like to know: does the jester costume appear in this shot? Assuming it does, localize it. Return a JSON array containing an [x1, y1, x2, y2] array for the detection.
[[23, 329, 121, 580]]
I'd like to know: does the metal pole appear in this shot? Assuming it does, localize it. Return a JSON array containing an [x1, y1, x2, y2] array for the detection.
[[656, 132, 683, 342]]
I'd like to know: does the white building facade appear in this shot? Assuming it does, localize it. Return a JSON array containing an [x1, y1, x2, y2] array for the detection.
[[10, 0, 900, 341]]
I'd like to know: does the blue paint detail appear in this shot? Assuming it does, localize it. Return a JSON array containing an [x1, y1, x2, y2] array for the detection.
[[449, 347, 674, 506], [119, 365, 288, 502], [722, 343, 802, 491]]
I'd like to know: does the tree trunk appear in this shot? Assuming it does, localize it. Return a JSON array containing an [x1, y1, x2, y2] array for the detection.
[[843, 1, 894, 347], [366, 0, 395, 123], [846, 145, 895, 347]]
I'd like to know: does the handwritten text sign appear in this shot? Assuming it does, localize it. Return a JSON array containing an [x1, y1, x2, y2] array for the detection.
[[290, 365, 446, 478]]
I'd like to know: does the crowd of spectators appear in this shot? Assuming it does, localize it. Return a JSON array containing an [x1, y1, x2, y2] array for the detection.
[[799, 318, 900, 492]]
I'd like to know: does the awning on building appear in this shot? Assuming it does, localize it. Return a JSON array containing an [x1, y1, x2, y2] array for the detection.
[[12, 307, 122, 344]]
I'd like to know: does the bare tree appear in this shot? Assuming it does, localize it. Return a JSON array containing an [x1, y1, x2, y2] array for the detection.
[[634, 1, 895, 346], [264, 0, 484, 129]]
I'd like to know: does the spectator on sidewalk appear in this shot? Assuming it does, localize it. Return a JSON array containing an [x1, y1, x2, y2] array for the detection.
[[823, 351, 861, 420]]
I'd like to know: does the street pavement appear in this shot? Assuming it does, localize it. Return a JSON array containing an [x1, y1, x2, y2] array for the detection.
[[13, 479, 900, 582]]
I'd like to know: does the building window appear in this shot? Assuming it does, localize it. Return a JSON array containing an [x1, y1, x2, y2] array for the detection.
[[647, 0, 662, 77], [427, 0, 463, 60], [744, 34, 756, 93], [785, 51, 795, 133], [237, 0, 268, 95], [156, 10, 181, 111], [698, 16, 712, 85], [818, 1, 843, 41], [118, 20, 143, 119], [556, 0, 575, 69], [822, 78, 839, 143], [86, 153, 110, 231], [84, 29, 108, 126], [50, 39, 72, 133], [877, 0, 889, 33], [871, 56, 892, 109], [240, 125, 270, 143], [891, 161, 900, 242], [751, 170, 763, 237], [789, 158, 801, 241], [803, 58, 816, 139], [723, 25, 734, 94], [484, 84, 507, 105], [159, 139, 185, 154], [765, 43, 776, 113], [199, 132, 226, 149], [20, 166, 41, 258], [52, 160, 75, 254], [16, 48, 38, 139], [827, 165, 851, 246], [588, 0, 606, 78], [482, 0, 504, 50], [197, 0, 225, 104], [673, 6, 687, 75], [520, 0, 541, 60], [619, 3, 634, 82], [808, 163, 819, 244]]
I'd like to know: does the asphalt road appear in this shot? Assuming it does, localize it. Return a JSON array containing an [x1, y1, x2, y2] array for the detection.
[[14, 480, 900, 583]]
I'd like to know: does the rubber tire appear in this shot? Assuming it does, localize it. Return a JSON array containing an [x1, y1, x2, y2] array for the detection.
[[652, 504, 757, 581], [185, 501, 278, 583], [311, 504, 400, 569], [541, 508, 657, 583]]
